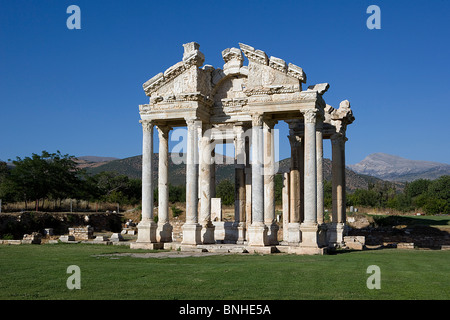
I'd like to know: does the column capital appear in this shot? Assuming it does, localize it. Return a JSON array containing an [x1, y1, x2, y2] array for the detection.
[[185, 117, 200, 127], [140, 119, 154, 132], [302, 109, 318, 124], [251, 112, 264, 127], [331, 133, 348, 145]]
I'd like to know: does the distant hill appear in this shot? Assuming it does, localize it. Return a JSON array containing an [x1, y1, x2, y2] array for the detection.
[[74, 156, 119, 170], [348, 153, 450, 182], [76, 156, 119, 163], [84, 154, 382, 191]]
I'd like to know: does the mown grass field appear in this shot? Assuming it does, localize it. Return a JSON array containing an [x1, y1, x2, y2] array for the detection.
[[0, 243, 449, 300]]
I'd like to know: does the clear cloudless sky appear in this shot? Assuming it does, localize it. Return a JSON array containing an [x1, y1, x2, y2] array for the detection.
[[0, 0, 449, 165]]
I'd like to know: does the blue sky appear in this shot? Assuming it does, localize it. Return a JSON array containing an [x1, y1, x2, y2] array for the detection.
[[0, 0, 449, 165]]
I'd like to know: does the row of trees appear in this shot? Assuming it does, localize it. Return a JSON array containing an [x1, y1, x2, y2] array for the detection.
[[347, 176, 450, 214], [0, 151, 143, 211], [1, 151, 448, 215], [213, 176, 449, 215]]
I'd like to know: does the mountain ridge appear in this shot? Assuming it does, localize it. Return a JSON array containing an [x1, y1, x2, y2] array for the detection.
[[82, 154, 383, 191], [348, 152, 450, 182]]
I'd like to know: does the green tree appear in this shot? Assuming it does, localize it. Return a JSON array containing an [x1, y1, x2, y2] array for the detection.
[[216, 179, 234, 205], [1, 151, 79, 210]]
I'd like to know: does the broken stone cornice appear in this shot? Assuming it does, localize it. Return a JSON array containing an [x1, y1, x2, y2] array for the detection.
[[307, 83, 330, 95]]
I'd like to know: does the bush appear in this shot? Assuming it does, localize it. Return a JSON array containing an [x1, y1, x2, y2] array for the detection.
[[171, 205, 183, 218]]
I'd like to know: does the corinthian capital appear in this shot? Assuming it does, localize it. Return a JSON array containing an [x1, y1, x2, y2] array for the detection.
[[302, 109, 317, 124], [140, 120, 153, 132], [251, 113, 264, 127]]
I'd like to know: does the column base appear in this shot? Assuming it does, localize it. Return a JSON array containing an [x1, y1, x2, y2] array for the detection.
[[265, 222, 279, 245], [287, 222, 301, 246], [327, 222, 345, 248], [156, 222, 173, 243], [300, 222, 319, 248], [201, 222, 215, 244], [181, 223, 202, 245], [135, 220, 157, 244], [248, 223, 268, 247]]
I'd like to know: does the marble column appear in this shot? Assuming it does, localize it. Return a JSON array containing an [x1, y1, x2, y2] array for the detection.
[[182, 118, 202, 245], [263, 119, 279, 245], [199, 128, 215, 244], [136, 120, 157, 244], [156, 125, 172, 242], [316, 119, 327, 246], [282, 171, 290, 243], [300, 109, 319, 248], [329, 133, 346, 246], [210, 146, 216, 198], [245, 136, 252, 238], [234, 124, 246, 244], [287, 124, 302, 245], [248, 113, 268, 246]]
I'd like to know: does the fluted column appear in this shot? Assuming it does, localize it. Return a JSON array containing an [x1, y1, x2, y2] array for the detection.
[[316, 119, 327, 246], [234, 124, 246, 244], [182, 118, 202, 245], [156, 125, 172, 242], [135, 120, 157, 244], [287, 121, 302, 245], [199, 127, 215, 244], [300, 109, 319, 248], [248, 113, 268, 246], [263, 119, 278, 245], [282, 171, 290, 242], [329, 133, 346, 246]]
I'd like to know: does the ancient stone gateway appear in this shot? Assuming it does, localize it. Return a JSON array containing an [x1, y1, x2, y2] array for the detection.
[[130, 42, 354, 254]]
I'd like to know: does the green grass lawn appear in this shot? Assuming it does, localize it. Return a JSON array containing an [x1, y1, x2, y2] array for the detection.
[[0, 243, 449, 300]]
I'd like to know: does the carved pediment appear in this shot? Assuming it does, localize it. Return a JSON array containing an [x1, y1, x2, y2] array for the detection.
[[143, 42, 213, 101]]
